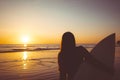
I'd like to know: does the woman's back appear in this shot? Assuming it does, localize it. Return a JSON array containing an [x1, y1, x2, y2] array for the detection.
[[58, 47, 84, 80]]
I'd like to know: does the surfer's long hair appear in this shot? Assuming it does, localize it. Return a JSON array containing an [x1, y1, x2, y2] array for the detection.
[[61, 32, 76, 52]]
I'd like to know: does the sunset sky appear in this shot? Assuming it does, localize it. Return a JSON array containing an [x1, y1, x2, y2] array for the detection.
[[0, 0, 120, 44]]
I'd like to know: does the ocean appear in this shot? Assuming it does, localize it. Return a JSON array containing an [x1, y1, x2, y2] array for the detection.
[[0, 44, 95, 53]]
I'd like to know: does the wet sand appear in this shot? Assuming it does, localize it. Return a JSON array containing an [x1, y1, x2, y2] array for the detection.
[[0, 50, 59, 80]]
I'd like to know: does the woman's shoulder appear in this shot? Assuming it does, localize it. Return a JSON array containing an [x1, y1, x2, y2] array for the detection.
[[58, 51, 62, 55]]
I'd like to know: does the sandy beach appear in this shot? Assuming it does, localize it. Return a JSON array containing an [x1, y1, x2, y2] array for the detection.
[[0, 47, 120, 80]]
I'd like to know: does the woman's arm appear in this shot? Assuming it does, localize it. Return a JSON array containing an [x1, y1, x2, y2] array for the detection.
[[77, 46, 93, 62]]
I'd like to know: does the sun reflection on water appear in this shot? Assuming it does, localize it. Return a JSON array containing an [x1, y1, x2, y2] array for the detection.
[[23, 63, 27, 69], [23, 51, 28, 60], [24, 44, 27, 47], [22, 51, 28, 69]]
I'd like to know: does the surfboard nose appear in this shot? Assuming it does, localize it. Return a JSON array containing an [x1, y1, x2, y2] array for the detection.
[[90, 33, 115, 70]]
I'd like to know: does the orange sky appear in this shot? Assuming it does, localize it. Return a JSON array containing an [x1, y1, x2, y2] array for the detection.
[[0, 0, 120, 44]]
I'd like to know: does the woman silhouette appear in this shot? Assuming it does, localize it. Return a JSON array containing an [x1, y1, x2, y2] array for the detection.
[[58, 32, 84, 80]]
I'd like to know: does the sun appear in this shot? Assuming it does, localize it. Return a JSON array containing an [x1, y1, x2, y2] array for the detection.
[[22, 36, 29, 43]]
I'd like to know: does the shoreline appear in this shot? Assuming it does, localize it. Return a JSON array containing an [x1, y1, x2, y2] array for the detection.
[[1, 46, 120, 53], [0, 48, 60, 53]]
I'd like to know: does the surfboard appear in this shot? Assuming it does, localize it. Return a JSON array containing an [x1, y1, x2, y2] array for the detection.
[[73, 33, 115, 80]]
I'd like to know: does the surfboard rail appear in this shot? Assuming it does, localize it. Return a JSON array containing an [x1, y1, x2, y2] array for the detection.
[[73, 33, 115, 80]]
